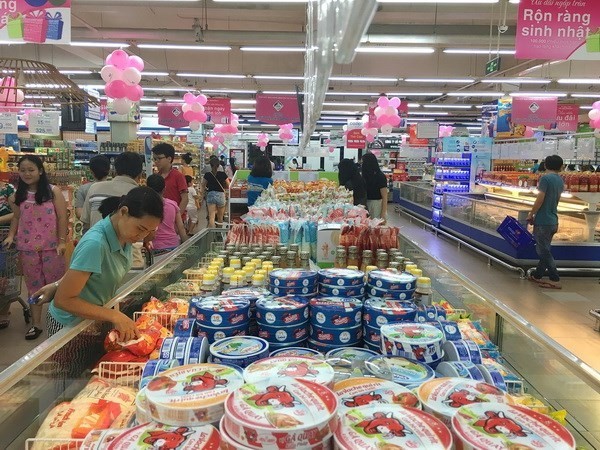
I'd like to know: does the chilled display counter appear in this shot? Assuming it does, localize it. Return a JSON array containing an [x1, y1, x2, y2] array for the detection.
[[397, 181, 600, 269], [0, 228, 599, 449]]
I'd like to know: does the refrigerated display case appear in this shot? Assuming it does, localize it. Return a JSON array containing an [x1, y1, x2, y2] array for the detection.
[[0, 228, 599, 449]]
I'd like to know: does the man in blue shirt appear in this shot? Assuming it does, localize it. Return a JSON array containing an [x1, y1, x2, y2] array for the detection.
[[527, 155, 564, 289]]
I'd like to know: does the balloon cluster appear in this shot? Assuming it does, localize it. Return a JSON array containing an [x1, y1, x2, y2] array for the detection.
[[588, 101, 600, 135], [361, 115, 378, 143], [342, 124, 349, 143], [101, 49, 144, 115], [278, 123, 294, 143], [0, 77, 24, 112], [374, 96, 402, 134], [213, 114, 240, 141], [325, 138, 335, 153], [257, 132, 270, 150], [439, 125, 454, 138], [183, 93, 208, 131], [207, 133, 224, 148]]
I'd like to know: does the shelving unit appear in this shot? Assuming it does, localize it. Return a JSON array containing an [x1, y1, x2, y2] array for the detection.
[[432, 152, 472, 225]]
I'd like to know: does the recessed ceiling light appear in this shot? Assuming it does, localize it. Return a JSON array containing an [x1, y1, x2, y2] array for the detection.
[[356, 46, 435, 54], [444, 48, 515, 55], [404, 78, 475, 83], [138, 44, 231, 51]]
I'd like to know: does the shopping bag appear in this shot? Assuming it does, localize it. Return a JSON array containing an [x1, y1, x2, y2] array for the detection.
[[23, 10, 48, 44], [45, 12, 64, 41], [6, 13, 24, 40], [586, 28, 600, 53]]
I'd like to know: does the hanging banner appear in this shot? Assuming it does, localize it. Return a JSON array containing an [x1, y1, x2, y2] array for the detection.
[[496, 97, 526, 139], [0, 112, 18, 134], [255, 94, 300, 125], [205, 98, 231, 125], [512, 96, 558, 128], [555, 104, 580, 132], [158, 102, 187, 129], [346, 119, 365, 149], [0, 0, 72, 45], [515, 0, 600, 60], [29, 111, 60, 136], [408, 124, 429, 146]]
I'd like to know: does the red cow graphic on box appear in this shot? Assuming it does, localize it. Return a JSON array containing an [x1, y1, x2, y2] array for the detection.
[[249, 385, 297, 408], [344, 391, 384, 408], [142, 426, 194, 449], [474, 410, 528, 438], [356, 412, 412, 438]]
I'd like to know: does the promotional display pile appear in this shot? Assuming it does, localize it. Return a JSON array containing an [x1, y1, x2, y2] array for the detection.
[[32, 248, 573, 450]]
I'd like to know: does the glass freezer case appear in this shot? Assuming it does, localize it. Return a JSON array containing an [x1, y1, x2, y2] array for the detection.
[[0, 228, 598, 449]]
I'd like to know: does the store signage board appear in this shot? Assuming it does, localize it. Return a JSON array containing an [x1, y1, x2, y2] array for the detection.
[[205, 98, 231, 124], [346, 119, 366, 149], [255, 94, 300, 125], [187, 129, 204, 146], [0, 113, 17, 134], [29, 111, 60, 136], [515, 0, 600, 60], [512, 96, 558, 128], [0, 0, 72, 44], [158, 102, 188, 129], [555, 104, 580, 132], [84, 89, 102, 121], [416, 122, 439, 139], [442, 137, 493, 153], [485, 57, 501, 75], [408, 124, 430, 147], [496, 97, 525, 139]]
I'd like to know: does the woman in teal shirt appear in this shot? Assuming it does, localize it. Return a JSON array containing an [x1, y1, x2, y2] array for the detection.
[[34, 187, 163, 342]]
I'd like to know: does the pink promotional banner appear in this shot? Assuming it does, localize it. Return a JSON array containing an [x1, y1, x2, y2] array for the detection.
[[255, 94, 300, 125], [158, 103, 188, 129], [205, 97, 231, 124], [0, 0, 72, 44], [512, 96, 558, 127], [555, 104, 580, 132], [515, 0, 600, 60]]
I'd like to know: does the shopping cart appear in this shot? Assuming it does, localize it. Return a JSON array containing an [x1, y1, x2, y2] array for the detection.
[[0, 228, 31, 325]]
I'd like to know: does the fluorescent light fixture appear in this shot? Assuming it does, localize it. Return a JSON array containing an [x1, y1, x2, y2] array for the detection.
[[322, 102, 367, 107], [253, 75, 304, 80], [215, 0, 309, 2], [0, 40, 25, 45], [329, 76, 399, 82], [321, 115, 364, 119], [260, 124, 279, 127], [570, 93, 600, 98], [143, 87, 190, 92], [557, 78, 600, 84], [481, 77, 551, 84], [321, 111, 364, 115], [405, 78, 475, 83], [580, 106, 592, 110], [177, 73, 246, 79], [510, 92, 567, 97], [408, 111, 450, 115], [140, 107, 159, 112], [423, 104, 473, 109], [322, 125, 333, 128], [241, 46, 305, 52], [325, 91, 380, 96], [380, 0, 498, 2], [202, 89, 257, 94], [262, 91, 299, 95], [231, 99, 257, 104], [24, 95, 56, 99], [138, 43, 231, 50], [60, 70, 93, 75], [356, 46, 435, 54], [444, 48, 515, 55], [408, 103, 420, 107], [232, 108, 256, 112], [78, 84, 105, 90], [406, 118, 435, 121], [142, 71, 170, 77], [71, 41, 129, 48], [447, 91, 505, 97], [388, 92, 444, 96]]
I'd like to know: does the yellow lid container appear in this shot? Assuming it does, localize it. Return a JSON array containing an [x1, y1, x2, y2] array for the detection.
[[347, 265, 359, 270], [230, 258, 242, 269], [203, 273, 217, 285]]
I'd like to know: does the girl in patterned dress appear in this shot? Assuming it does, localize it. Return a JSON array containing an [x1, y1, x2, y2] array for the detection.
[[3, 155, 67, 340]]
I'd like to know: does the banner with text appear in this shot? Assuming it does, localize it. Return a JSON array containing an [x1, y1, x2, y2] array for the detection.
[[516, 0, 600, 60], [512, 96, 558, 128], [205, 98, 231, 124], [496, 97, 525, 139], [346, 119, 366, 149], [0, 0, 72, 45], [555, 104, 580, 132], [158, 103, 188, 129], [256, 94, 300, 125]]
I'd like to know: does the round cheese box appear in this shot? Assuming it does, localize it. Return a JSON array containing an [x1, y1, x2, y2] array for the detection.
[[269, 269, 319, 288], [365, 356, 435, 386], [188, 297, 250, 327], [270, 347, 324, 359], [256, 296, 310, 326], [318, 284, 365, 299], [317, 268, 365, 287], [380, 322, 444, 363], [333, 376, 421, 413], [259, 320, 309, 344], [363, 299, 418, 327], [106, 422, 221, 449], [310, 297, 362, 328], [367, 270, 417, 291], [209, 336, 270, 368], [243, 356, 335, 388], [366, 286, 414, 301], [144, 363, 244, 426]]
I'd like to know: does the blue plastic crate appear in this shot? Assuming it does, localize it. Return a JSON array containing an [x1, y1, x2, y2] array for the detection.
[[497, 216, 535, 249]]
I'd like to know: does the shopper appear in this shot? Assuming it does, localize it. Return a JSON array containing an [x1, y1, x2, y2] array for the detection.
[[0, 180, 15, 330], [2, 155, 67, 340], [82, 152, 142, 230], [146, 174, 188, 253], [338, 158, 367, 207], [203, 158, 229, 227], [185, 175, 200, 234], [247, 156, 274, 207], [32, 187, 163, 339], [152, 143, 188, 214], [527, 154, 564, 289], [179, 153, 194, 178], [362, 152, 388, 221], [74, 155, 111, 231], [288, 158, 301, 170], [226, 157, 238, 179]]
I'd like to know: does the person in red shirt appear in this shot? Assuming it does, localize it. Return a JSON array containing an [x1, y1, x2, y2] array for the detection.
[[152, 143, 188, 214]]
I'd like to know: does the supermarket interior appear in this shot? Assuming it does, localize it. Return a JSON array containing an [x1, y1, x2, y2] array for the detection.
[[1, 0, 600, 449]]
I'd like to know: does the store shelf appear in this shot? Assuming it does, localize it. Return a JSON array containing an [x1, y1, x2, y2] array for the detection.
[[229, 198, 248, 204]]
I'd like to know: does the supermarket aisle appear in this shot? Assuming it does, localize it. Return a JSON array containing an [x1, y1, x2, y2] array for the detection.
[[388, 209, 600, 373]]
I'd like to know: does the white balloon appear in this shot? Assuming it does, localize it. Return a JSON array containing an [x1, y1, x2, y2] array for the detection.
[[182, 104, 192, 113], [588, 109, 600, 121], [189, 120, 200, 131], [381, 124, 393, 134], [16, 89, 24, 103], [374, 106, 384, 117], [122, 67, 142, 86], [191, 102, 203, 113], [384, 106, 396, 116], [100, 65, 122, 83], [113, 98, 132, 115]]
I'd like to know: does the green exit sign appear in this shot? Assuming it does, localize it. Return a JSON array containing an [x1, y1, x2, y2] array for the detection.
[[486, 57, 501, 75]]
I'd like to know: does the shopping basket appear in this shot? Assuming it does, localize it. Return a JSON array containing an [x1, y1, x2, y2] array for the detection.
[[496, 216, 535, 250], [0, 228, 31, 324]]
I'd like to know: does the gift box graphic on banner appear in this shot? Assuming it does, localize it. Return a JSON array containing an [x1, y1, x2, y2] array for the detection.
[[6, 13, 24, 40], [45, 12, 63, 40], [587, 29, 600, 53], [23, 10, 48, 44]]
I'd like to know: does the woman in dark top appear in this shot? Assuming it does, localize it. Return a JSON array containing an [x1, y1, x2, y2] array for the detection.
[[338, 159, 367, 207], [202, 158, 230, 227], [361, 152, 388, 221], [247, 156, 274, 207]]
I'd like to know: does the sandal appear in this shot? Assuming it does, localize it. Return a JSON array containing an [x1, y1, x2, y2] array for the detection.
[[25, 326, 43, 340], [0, 320, 9, 330], [538, 281, 562, 290]]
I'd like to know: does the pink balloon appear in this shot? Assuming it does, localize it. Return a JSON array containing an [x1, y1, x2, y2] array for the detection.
[[106, 50, 130, 70], [377, 115, 391, 126], [105, 80, 128, 99], [360, 128, 368, 136], [384, 106, 396, 116], [377, 96, 389, 108], [593, 101, 600, 110], [524, 127, 535, 138], [366, 135, 375, 143], [122, 67, 141, 86], [390, 115, 401, 127], [128, 55, 145, 72], [182, 103, 192, 113], [183, 110, 194, 122], [189, 120, 200, 131], [374, 106, 384, 118], [197, 111, 207, 123], [183, 93, 196, 104], [590, 118, 600, 129], [195, 94, 208, 105], [126, 84, 143, 102], [113, 98, 132, 115], [369, 128, 378, 136], [191, 102, 203, 113], [588, 109, 600, 121], [389, 97, 401, 108]]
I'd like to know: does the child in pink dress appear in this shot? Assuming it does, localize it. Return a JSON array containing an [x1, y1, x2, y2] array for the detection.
[[3, 155, 68, 340]]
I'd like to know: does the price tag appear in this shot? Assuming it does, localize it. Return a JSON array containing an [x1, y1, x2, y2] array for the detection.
[[0, 113, 17, 134], [29, 112, 61, 136]]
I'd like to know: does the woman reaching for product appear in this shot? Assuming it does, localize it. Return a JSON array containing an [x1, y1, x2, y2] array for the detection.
[[31, 187, 163, 341]]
